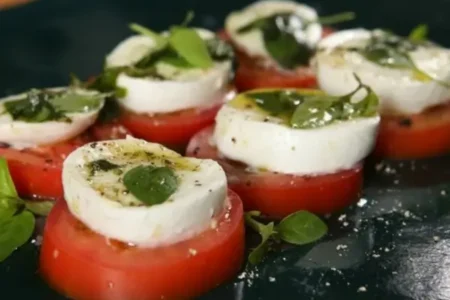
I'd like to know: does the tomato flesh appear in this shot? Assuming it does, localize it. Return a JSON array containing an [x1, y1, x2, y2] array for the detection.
[[375, 102, 450, 159], [119, 91, 235, 151], [39, 190, 244, 300], [0, 122, 129, 200], [187, 126, 362, 219]]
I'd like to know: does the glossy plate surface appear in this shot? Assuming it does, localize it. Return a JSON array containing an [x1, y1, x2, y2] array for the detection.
[[1, 0, 450, 299]]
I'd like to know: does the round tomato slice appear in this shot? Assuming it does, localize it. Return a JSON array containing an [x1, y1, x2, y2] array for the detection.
[[187, 126, 363, 219], [374, 103, 450, 159], [119, 93, 234, 151], [0, 134, 91, 200], [40, 191, 244, 300], [90, 121, 131, 141]]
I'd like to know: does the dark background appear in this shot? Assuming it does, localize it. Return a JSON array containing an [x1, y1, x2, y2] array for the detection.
[[0, 0, 449, 96]]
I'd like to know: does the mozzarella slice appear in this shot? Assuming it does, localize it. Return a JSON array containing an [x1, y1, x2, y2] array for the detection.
[[0, 88, 104, 149], [314, 29, 450, 115], [105, 29, 233, 114], [63, 137, 227, 247], [225, 0, 322, 62], [214, 96, 379, 175]]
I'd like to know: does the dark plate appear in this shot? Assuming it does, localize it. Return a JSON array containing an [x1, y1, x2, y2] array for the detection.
[[1, 0, 450, 299]]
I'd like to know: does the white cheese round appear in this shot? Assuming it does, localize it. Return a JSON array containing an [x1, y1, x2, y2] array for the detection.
[[214, 102, 379, 175], [106, 29, 233, 114], [63, 137, 227, 247], [314, 29, 450, 115], [0, 88, 103, 149], [225, 0, 322, 62]]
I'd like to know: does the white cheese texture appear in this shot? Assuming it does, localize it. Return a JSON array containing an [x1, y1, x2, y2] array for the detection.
[[225, 0, 322, 62], [314, 29, 450, 115], [105, 29, 233, 114], [0, 88, 103, 149], [213, 96, 379, 175], [63, 137, 227, 247]]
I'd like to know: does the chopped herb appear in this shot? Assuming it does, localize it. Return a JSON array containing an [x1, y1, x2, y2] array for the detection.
[[246, 210, 328, 265], [246, 75, 378, 129], [408, 24, 428, 42], [123, 165, 178, 205], [87, 159, 120, 176]]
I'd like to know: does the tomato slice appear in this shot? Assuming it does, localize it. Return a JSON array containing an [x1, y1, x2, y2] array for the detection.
[[90, 121, 132, 141], [374, 102, 450, 159], [187, 126, 362, 219], [39, 190, 245, 300], [0, 133, 91, 200], [119, 91, 235, 151]]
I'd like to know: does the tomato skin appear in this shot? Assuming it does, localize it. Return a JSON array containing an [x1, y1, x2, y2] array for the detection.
[[39, 190, 245, 300], [119, 99, 228, 151], [187, 126, 362, 219], [374, 103, 450, 159], [90, 121, 131, 141]]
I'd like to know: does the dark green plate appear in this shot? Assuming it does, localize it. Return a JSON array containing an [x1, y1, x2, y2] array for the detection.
[[1, 0, 450, 299]]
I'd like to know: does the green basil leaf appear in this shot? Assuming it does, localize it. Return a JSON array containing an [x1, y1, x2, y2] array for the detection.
[[276, 211, 327, 245], [24, 200, 54, 217], [123, 165, 178, 205], [247, 90, 303, 116], [49, 91, 105, 113], [245, 211, 277, 265], [129, 23, 168, 51], [0, 210, 35, 262], [168, 27, 213, 69], [290, 96, 340, 129], [3, 90, 67, 123], [0, 158, 18, 198], [181, 10, 195, 27], [409, 24, 428, 42], [87, 67, 127, 94], [352, 87, 379, 117], [362, 46, 414, 69]]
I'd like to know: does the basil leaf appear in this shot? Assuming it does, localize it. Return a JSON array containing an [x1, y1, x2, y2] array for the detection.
[[169, 27, 213, 69], [290, 96, 340, 129], [129, 23, 168, 51], [245, 211, 277, 265], [4, 90, 67, 123], [181, 10, 195, 27], [50, 92, 104, 113], [0, 158, 17, 198], [0, 210, 35, 262], [276, 211, 327, 245], [362, 46, 414, 69], [24, 200, 54, 217], [409, 24, 428, 42], [123, 165, 178, 205], [263, 15, 313, 68], [247, 90, 303, 116], [87, 67, 127, 94]]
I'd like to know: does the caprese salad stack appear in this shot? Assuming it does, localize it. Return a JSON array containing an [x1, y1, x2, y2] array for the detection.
[[187, 80, 380, 218], [39, 137, 245, 300], [0, 87, 121, 200], [96, 22, 236, 150], [314, 28, 450, 159], [223, 0, 354, 91]]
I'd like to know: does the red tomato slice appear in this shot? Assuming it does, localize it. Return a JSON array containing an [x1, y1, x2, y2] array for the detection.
[[40, 190, 245, 300], [187, 126, 362, 219], [90, 121, 132, 141], [119, 91, 235, 150], [0, 134, 91, 200], [375, 102, 450, 159]]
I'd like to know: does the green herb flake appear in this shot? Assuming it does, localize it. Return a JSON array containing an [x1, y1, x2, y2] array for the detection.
[[87, 159, 120, 176], [123, 165, 178, 206], [24, 200, 54, 217], [129, 23, 168, 51], [408, 24, 428, 42]]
